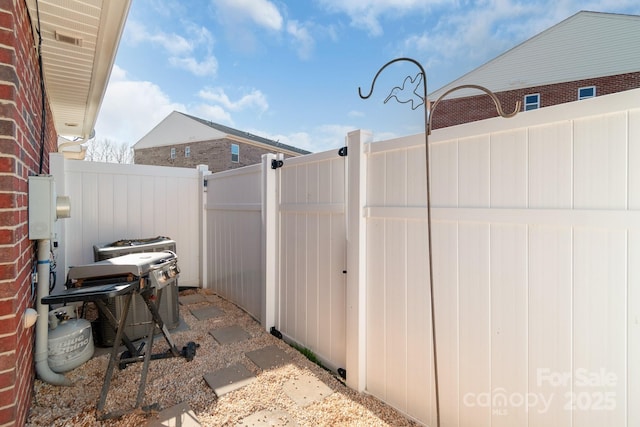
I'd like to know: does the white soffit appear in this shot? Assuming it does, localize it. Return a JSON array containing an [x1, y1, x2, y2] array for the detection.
[[25, 0, 131, 139]]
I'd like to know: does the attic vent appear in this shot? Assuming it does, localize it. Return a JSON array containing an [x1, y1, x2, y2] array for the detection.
[[55, 31, 82, 46]]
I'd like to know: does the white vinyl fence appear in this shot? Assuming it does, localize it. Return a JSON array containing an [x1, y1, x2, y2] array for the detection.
[[204, 164, 263, 320], [51, 155, 206, 290], [276, 151, 347, 371], [205, 88, 640, 427]]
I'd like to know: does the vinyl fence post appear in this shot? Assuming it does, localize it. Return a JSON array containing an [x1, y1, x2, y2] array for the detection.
[[262, 153, 278, 329], [50, 152, 67, 294], [197, 164, 211, 288], [346, 129, 371, 392]]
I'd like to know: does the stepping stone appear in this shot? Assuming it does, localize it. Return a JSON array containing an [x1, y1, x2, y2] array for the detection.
[[147, 401, 201, 427], [190, 306, 224, 321], [209, 325, 251, 345], [282, 373, 333, 407], [179, 293, 207, 305], [245, 345, 291, 370], [203, 363, 256, 397], [238, 410, 297, 426]]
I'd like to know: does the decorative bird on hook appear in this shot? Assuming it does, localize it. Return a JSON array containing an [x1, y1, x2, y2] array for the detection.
[[383, 73, 424, 110]]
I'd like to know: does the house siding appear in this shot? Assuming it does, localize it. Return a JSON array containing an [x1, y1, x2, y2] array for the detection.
[[431, 71, 640, 130], [0, 1, 59, 426], [134, 138, 296, 172]]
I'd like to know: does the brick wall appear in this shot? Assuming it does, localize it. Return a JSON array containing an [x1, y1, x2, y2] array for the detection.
[[135, 138, 296, 172], [430, 71, 640, 130], [0, 1, 58, 425]]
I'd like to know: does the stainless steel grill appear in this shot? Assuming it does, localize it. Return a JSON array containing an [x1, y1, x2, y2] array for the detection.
[[42, 251, 196, 420]]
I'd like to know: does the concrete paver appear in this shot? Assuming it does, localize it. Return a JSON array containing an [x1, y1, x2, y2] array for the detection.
[[147, 401, 201, 427], [245, 345, 291, 370], [237, 410, 297, 426], [189, 306, 224, 321], [209, 325, 251, 345], [203, 363, 256, 397], [179, 294, 207, 305], [282, 372, 333, 407]]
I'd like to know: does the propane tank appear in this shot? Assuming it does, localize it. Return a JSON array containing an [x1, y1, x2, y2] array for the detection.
[[47, 307, 94, 373]]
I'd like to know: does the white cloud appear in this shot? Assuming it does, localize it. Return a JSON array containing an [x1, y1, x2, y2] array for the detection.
[[169, 55, 218, 77], [125, 20, 217, 77], [94, 66, 186, 145], [191, 104, 233, 125], [255, 123, 359, 153], [213, 0, 283, 31], [317, 0, 435, 36], [198, 87, 269, 113], [286, 20, 315, 60], [126, 20, 193, 55], [348, 110, 365, 118]]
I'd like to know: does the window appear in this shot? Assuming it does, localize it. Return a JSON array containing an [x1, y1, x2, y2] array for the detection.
[[170, 147, 176, 159], [185, 146, 191, 158], [524, 94, 540, 111], [231, 144, 239, 163], [578, 86, 596, 100]]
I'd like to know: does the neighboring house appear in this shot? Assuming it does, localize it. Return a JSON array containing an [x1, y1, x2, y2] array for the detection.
[[134, 111, 310, 171], [0, 1, 130, 426], [429, 11, 640, 130]]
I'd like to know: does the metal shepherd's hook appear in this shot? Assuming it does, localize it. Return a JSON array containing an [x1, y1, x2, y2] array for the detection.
[[358, 57, 520, 427], [358, 57, 439, 427]]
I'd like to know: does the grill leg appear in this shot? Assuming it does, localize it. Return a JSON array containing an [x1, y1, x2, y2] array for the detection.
[[141, 288, 180, 356], [96, 293, 133, 417], [135, 314, 156, 408]]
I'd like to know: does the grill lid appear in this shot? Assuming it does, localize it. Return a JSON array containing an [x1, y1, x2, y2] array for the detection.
[[68, 251, 177, 280]]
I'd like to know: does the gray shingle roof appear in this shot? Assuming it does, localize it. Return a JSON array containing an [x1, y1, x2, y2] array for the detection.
[[179, 112, 311, 155]]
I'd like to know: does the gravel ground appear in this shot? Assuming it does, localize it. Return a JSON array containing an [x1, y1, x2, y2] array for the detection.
[[26, 289, 418, 426]]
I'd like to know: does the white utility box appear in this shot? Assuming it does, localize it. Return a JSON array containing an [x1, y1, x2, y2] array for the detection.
[[28, 175, 70, 240]]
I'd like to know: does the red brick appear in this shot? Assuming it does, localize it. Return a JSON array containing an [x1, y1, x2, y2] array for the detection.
[[0, 298, 16, 316], [0, 386, 14, 407], [0, 352, 15, 371], [0, 332, 16, 355], [0, 227, 14, 242], [0, 369, 16, 389], [0, 314, 17, 335], [0, 0, 63, 423], [0, 191, 17, 208], [0, 262, 16, 280], [0, 175, 19, 190], [0, 405, 15, 425], [0, 244, 19, 263], [431, 71, 640, 129], [0, 210, 19, 227]]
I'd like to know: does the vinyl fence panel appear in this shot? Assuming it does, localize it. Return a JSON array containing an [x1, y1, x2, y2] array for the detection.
[[358, 88, 639, 426], [51, 156, 203, 289]]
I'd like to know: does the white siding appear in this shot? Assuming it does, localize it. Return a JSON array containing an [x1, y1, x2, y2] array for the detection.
[[430, 12, 640, 99]]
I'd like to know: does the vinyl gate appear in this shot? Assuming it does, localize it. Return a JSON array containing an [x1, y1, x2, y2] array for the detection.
[[275, 150, 348, 371], [205, 164, 263, 320]]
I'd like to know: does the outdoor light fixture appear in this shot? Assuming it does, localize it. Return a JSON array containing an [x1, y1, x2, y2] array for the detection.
[[359, 57, 520, 427]]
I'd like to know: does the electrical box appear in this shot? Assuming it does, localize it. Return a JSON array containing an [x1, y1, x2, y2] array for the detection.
[[28, 175, 71, 240]]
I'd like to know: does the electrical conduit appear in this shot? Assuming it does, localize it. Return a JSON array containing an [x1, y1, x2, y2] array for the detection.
[[35, 239, 70, 386]]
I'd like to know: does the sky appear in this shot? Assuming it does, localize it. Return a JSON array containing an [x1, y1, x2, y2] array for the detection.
[[93, 0, 640, 154]]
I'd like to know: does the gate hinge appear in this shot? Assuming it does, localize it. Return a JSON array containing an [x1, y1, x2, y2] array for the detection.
[[337, 368, 346, 380], [338, 146, 348, 157], [271, 159, 284, 169], [270, 326, 283, 339]]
